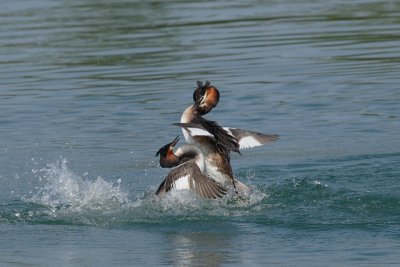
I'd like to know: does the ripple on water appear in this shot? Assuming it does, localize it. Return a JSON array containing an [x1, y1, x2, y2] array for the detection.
[[2, 153, 397, 231]]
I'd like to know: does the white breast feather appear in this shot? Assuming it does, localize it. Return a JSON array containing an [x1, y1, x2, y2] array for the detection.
[[239, 135, 263, 149], [174, 175, 193, 190], [182, 128, 194, 144], [204, 161, 227, 185]]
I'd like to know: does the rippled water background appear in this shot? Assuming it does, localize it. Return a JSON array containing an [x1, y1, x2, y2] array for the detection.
[[1, 0, 400, 266]]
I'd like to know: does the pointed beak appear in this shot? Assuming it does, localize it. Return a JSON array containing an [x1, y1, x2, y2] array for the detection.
[[170, 135, 180, 148], [155, 136, 180, 157], [193, 95, 204, 110]]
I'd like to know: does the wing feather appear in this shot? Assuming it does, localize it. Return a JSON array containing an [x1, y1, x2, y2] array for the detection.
[[156, 161, 227, 199], [224, 127, 279, 149], [174, 119, 240, 156]]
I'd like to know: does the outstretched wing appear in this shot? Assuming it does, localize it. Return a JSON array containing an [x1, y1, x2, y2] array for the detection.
[[174, 117, 240, 155], [156, 161, 227, 199], [173, 121, 278, 150], [223, 128, 279, 149]]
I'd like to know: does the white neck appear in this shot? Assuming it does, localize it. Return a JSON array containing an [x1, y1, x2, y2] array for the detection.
[[175, 144, 205, 172], [180, 105, 196, 143], [180, 105, 195, 123]]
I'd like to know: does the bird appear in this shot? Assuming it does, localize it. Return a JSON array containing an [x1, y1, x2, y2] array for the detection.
[[155, 136, 227, 199], [174, 81, 279, 193]]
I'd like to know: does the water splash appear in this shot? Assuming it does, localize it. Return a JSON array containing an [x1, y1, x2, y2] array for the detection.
[[27, 159, 129, 212], [6, 159, 133, 226], [4, 159, 270, 226], [5, 160, 397, 228]]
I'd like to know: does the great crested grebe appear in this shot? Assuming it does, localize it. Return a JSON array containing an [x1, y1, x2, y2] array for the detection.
[[174, 81, 279, 192], [155, 136, 227, 199]]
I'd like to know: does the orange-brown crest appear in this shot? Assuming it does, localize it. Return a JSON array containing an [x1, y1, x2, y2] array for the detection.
[[205, 86, 220, 108]]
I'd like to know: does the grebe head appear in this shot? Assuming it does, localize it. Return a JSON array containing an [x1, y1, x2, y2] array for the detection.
[[193, 81, 220, 115], [155, 136, 180, 168]]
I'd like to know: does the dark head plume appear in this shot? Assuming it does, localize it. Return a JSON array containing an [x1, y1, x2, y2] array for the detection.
[[193, 81, 220, 115], [193, 80, 211, 103]]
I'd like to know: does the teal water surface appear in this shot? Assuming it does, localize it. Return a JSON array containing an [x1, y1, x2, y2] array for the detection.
[[1, 0, 400, 266]]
